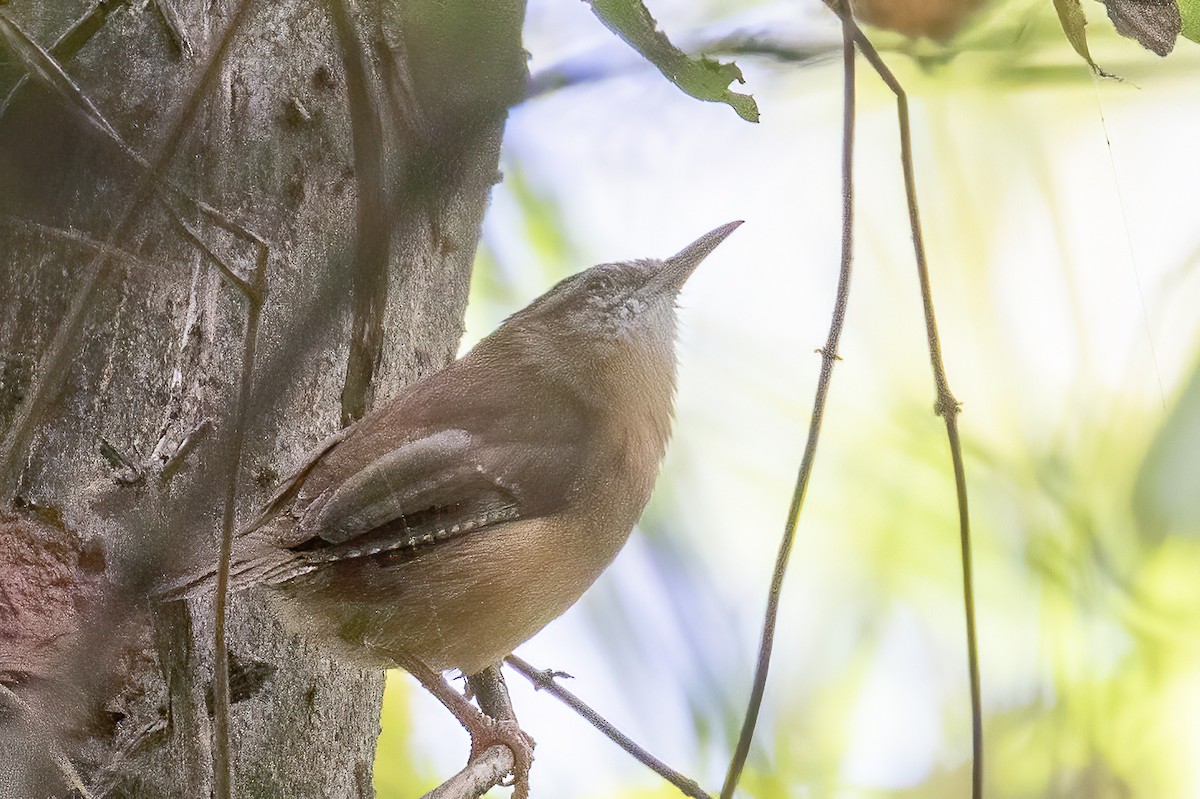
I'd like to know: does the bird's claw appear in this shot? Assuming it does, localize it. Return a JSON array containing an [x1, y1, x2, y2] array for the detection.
[[468, 716, 535, 799]]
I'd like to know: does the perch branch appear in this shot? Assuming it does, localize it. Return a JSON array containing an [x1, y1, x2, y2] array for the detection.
[[505, 655, 712, 799], [421, 745, 513, 799]]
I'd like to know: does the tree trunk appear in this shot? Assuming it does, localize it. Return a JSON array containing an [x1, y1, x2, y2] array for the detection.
[[0, 1, 526, 796]]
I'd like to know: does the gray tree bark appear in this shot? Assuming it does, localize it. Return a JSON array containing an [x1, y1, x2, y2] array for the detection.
[[0, 1, 526, 796]]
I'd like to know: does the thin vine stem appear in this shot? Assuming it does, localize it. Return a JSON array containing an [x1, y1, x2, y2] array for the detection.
[[211, 243, 268, 799], [720, 8, 856, 797], [173, 6, 265, 797], [847, 22, 982, 799]]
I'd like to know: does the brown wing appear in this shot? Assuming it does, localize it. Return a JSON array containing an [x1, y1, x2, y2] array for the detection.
[[271, 354, 596, 558]]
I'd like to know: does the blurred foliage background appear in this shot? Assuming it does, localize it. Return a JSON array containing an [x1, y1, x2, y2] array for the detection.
[[376, 0, 1200, 796]]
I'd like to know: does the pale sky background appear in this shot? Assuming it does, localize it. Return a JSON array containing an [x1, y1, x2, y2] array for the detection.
[[386, 1, 1200, 796]]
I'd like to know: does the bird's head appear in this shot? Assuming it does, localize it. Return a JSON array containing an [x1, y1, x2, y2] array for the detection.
[[498, 221, 743, 366]]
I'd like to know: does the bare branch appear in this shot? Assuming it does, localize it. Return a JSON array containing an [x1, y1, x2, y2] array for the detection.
[[210, 224, 269, 799], [0, 215, 158, 274]]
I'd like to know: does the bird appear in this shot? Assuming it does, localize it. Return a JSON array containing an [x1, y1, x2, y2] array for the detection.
[[162, 220, 742, 792]]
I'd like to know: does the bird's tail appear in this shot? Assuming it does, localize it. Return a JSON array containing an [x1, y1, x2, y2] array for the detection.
[[155, 528, 314, 602], [156, 555, 280, 602]]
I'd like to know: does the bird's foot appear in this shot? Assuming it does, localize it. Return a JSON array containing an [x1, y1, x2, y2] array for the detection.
[[468, 715, 535, 799], [403, 663, 535, 796]]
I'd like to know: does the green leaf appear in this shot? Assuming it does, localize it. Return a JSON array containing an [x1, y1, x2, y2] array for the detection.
[[587, 0, 759, 123], [1053, 0, 1113, 75], [1179, 0, 1200, 42]]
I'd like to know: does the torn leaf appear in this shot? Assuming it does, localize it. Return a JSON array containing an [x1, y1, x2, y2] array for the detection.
[[587, 0, 759, 123], [1053, 0, 1111, 74]]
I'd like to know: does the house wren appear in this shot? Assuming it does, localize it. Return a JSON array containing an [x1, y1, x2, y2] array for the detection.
[[164, 220, 741, 785]]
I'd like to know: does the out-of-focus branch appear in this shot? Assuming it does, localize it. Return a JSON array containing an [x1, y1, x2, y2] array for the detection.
[[0, 684, 94, 799]]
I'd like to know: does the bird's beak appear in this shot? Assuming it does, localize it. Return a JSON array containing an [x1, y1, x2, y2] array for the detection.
[[644, 220, 743, 297]]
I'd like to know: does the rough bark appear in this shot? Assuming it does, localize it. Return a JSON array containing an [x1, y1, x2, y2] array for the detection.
[[0, 0, 526, 796]]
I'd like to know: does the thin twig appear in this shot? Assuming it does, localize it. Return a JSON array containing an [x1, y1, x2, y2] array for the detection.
[[152, 0, 193, 58], [720, 8, 857, 798], [0, 11, 265, 794], [0, 0, 258, 500], [0, 0, 130, 122], [505, 655, 712, 799], [159, 418, 213, 482], [0, 215, 159, 274], [211, 234, 269, 799], [847, 21, 982, 799], [165, 206, 258, 300]]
